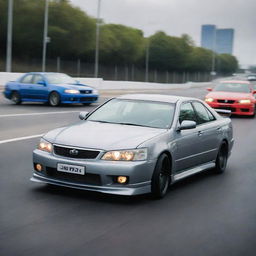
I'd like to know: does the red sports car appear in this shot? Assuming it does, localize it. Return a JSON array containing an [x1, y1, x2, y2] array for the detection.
[[205, 80, 256, 116]]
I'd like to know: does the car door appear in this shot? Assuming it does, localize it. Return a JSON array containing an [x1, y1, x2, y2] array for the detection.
[[192, 101, 222, 163], [31, 74, 49, 100], [174, 102, 203, 172], [18, 74, 34, 99]]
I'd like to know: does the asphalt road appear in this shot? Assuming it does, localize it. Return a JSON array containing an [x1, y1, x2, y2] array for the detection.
[[0, 86, 256, 256]]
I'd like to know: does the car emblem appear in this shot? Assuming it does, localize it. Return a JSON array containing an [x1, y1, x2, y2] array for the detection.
[[69, 149, 79, 156]]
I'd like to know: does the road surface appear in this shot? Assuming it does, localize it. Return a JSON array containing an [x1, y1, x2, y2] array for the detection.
[[0, 85, 255, 256]]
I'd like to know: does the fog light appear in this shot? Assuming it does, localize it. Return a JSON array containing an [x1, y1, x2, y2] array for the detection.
[[36, 164, 42, 172], [117, 176, 127, 184]]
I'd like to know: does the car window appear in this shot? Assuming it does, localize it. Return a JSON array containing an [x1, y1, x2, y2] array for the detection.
[[179, 102, 197, 123], [33, 75, 44, 84], [193, 102, 215, 124], [20, 74, 33, 83]]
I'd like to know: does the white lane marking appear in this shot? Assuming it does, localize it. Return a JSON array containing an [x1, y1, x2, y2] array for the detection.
[[0, 134, 44, 144], [0, 110, 80, 118]]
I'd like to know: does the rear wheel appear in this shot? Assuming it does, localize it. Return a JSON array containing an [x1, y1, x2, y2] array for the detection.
[[214, 142, 228, 174], [49, 92, 61, 106], [151, 153, 171, 199], [11, 91, 22, 105]]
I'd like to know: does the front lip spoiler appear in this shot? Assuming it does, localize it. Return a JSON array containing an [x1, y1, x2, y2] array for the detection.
[[30, 173, 151, 196]]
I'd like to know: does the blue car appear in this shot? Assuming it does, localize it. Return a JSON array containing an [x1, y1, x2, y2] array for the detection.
[[3, 72, 99, 106]]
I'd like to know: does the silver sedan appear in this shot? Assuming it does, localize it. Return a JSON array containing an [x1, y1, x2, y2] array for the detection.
[[31, 94, 234, 199]]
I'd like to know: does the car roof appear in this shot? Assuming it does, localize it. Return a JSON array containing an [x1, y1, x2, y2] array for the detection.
[[117, 94, 197, 104], [220, 80, 250, 84]]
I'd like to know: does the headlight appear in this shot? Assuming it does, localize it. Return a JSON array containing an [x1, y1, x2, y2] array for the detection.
[[38, 138, 53, 153], [101, 148, 147, 161], [64, 89, 80, 94], [205, 98, 214, 102], [238, 99, 251, 104]]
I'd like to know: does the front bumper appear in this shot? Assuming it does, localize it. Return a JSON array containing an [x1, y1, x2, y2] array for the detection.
[[3, 90, 11, 99], [31, 149, 156, 196], [207, 102, 255, 116], [60, 93, 98, 104]]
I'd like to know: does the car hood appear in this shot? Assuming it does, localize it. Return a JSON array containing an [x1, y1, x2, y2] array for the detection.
[[53, 83, 94, 90], [206, 91, 253, 100], [44, 121, 166, 150]]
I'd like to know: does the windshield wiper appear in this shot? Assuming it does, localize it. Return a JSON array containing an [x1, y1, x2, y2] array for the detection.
[[117, 122, 152, 128], [89, 120, 154, 128], [89, 120, 116, 124]]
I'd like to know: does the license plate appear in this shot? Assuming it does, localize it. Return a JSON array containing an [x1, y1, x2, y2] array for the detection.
[[57, 163, 85, 175]]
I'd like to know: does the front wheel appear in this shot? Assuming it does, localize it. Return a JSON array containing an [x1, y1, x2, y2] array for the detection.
[[11, 91, 22, 105], [151, 153, 171, 199], [214, 142, 228, 174], [49, 92, 61, 106], [251, 106, 255, 118]]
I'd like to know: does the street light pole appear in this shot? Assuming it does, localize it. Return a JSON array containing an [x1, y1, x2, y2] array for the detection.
[[94, 0, 102, 78], [42, 0, 49, 72], [145, 39, 149, 82], [211, 29, 216, 77], [6, 0, 13, 72]]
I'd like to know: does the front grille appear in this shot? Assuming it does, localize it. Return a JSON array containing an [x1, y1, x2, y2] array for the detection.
[[54, 145, 100, 159], [80, 90, 92, 94], [45, 167, 101, 185], [217, 99, 235, 104], [80, 97, 98, 102], [216, 107, 236, 112], [241, 108, 249, 112]]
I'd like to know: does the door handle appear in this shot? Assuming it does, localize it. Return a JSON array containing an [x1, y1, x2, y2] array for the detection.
[[216, 127, 221, 132], [198, 131, 204, 136]]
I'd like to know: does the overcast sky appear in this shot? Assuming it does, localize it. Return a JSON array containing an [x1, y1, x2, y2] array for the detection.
[[70, 0, 256, 68]]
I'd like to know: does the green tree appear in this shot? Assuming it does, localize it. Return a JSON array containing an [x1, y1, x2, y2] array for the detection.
[[48, 0, 95, 59], [187, 47, 213, 71], [216, 54, 238, 74], [99, 24, 144, 65], [147, 31, 190, 71]]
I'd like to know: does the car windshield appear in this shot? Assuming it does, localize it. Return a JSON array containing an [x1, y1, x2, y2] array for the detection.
[[87, 99, 175, 129], [45, 73, 76, 84], [214, 83, 250, 93]]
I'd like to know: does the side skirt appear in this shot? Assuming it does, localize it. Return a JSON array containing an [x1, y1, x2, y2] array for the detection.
[[172, 161, 215, 182]]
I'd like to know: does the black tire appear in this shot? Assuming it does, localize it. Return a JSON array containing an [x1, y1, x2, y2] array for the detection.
[[214, 142, 228, 174], [11, 91, 22, 105], [151, 153, 171, 199], [49, 91, 61, 106]]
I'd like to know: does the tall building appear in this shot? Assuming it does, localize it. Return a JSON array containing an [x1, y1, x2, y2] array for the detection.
[[201, 25, 216, 51], [201, 25, 234, 55], [216, 29, 234, 54]]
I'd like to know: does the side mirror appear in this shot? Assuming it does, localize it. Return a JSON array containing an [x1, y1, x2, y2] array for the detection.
[[79, 111, 89, 120], [37, 80, 46, 86], [207, 88, 213, 91], [177, 120, 196, 131], [215, 109, 231, 118]]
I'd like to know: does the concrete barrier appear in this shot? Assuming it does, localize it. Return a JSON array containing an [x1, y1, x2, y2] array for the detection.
[[0, 72, 211, 91]]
